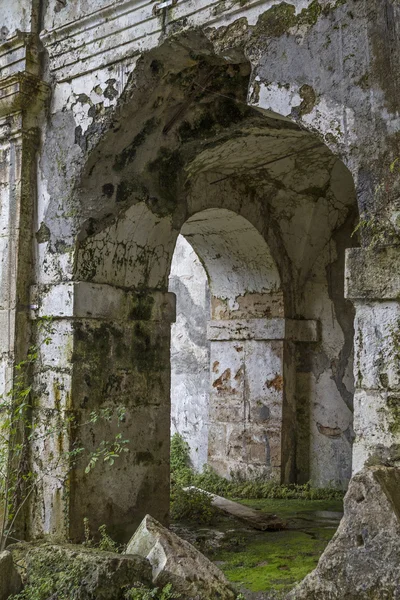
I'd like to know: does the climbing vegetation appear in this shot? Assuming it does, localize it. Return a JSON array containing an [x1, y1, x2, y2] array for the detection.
[[0, 318, 129, 550], [170, 434, 217, 524]]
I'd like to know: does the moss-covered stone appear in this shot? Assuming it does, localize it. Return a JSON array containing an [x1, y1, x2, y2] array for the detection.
[[299, 84, 317, 115], [254, 3, 296, 37], [9, 542, 152, 600], [114, 117, 158, 172], [253, 0, 345, 39], [147, 147, 183, 211]]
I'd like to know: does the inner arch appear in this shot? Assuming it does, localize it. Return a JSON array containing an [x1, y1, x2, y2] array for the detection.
[[169, 208, 286, 480], [181, 208, 281, 303]]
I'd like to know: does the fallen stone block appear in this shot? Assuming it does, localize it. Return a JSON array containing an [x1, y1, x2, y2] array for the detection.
[[286, 466, 400, 600], [9, 542, 152, 600], [186, 487, 286, 531], [0, 550, 22, 600], [125, 514, 237, 599]]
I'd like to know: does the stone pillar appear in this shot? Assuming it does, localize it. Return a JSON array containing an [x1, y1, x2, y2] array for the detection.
[[0, 35, 49, 393], [346, 246, 400, 472], [0, 34, 49, 537], [30, 283, 175, 543], [207, 318, 318, 482]]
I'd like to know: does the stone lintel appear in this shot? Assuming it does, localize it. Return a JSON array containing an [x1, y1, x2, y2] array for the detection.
[[345, 246, 400, 300], [31, 282, 176, 322], [206, 318, 319, 342]]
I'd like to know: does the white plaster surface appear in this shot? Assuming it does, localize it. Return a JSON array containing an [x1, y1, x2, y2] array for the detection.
[[181, 209, 281, 305], [169, 235, 210, 472]]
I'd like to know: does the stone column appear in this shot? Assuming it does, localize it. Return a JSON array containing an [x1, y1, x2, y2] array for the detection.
[[0, 35, 49, 393], [207, 318, 318, 482], [346, 246, 400, 472], [0, 34, 49, 537], [30, 283, 175, 543]]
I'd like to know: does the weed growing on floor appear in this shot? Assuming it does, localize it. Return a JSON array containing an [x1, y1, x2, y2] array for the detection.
[[170, 433, 344, 512]]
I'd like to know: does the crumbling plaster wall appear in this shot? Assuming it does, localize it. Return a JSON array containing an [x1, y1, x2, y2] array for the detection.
[[169, 235, 210, 473], [2, 0, 398, 540], [34, 0, 400, 292], [0, 0, 36, 38]]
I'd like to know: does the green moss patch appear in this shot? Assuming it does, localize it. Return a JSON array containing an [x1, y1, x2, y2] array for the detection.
[[212, 499, 342, 593], [237, 497, 343, 517], [173, 496, 343, 596], [216, 529, 331, 592]]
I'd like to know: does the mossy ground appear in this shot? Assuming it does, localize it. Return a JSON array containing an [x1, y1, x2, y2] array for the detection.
[[173, 498, 343, 598]]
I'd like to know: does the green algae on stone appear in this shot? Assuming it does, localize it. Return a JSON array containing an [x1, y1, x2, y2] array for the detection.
[[254, 3, 296, 38]]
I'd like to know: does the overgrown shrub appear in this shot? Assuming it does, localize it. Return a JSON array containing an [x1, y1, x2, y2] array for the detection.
[[193, 468, 344, 501], [170, 486, 218, 525]]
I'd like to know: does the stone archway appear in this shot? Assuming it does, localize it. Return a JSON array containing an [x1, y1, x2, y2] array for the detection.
[[28, 40, 358, 543], [170, 208, 288, 481]]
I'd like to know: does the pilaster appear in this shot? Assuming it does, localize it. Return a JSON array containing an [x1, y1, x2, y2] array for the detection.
[[206, 317, 319, 482], [0, 31, 50, 538], [30, 283, 176, 542], [346, 246, 400, 472]]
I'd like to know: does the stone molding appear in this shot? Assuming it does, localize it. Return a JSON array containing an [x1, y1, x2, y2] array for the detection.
[[0, 33, 50, 119], [345, 246, 400, 300], [0, 72, 50, 119], [207, 318, 319, 342], [39, 0, 270, 81], [0, 33, 40, 79], [30, 282, 176, 322]]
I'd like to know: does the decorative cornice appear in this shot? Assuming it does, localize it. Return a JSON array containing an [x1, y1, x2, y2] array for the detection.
[[207, 318, 319, 342], [0, 72, 50, 119], [0, 33, 41, 79], [39, 0, 271, 82]]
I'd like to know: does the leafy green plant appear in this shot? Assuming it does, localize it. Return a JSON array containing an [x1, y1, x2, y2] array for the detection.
[[170, 486, 217, 525], [170, 433, 190, 472], [170, 432, 343, 520], [0, 318, 130, 550], [170, 433, 193, 487], [98, 523, 121, 552]]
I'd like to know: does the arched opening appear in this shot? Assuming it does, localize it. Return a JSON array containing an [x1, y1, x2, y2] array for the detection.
[[37, 41, 359, 596], [165, 161, 357, 594], [169, 208, 284, 480]]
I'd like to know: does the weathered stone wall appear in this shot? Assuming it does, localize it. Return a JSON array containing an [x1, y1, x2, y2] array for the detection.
[[0, 0, 399, 553], [169, 235, 210, 473]]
